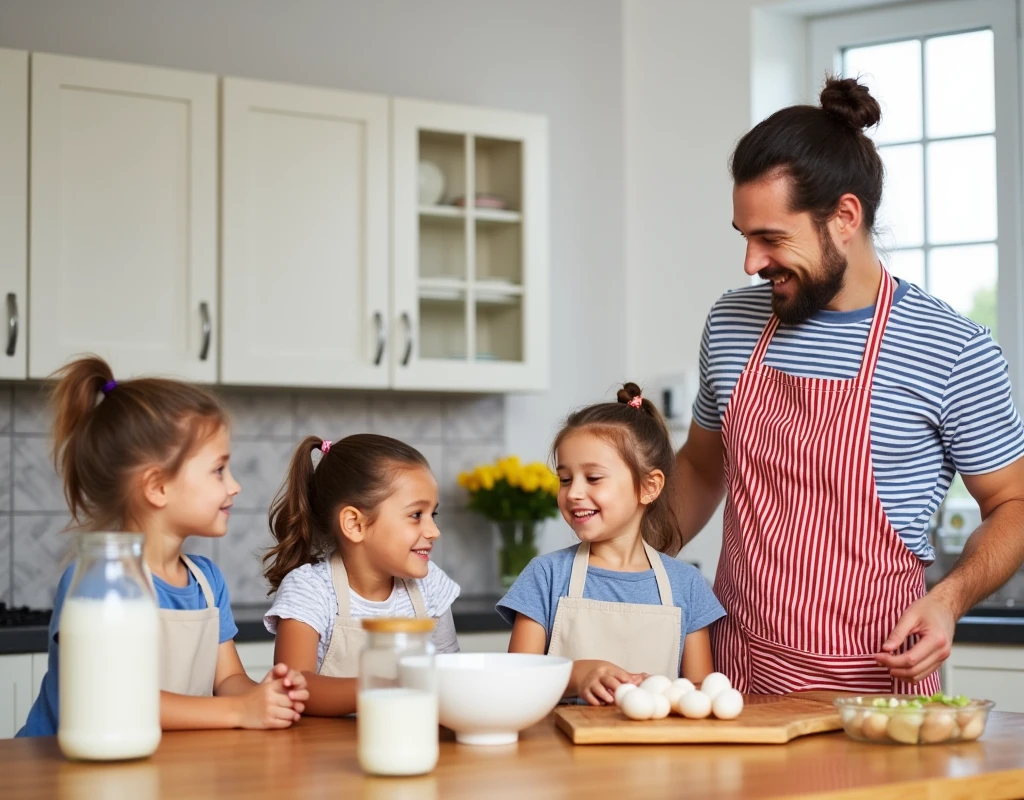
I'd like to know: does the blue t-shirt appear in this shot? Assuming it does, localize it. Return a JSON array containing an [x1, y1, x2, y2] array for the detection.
[[16, 554, 236, 738], [496, 545, 725, 676]]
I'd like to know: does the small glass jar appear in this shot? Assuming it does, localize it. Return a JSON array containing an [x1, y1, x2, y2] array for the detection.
[[58, 532, 161, 761], [357, 617, 438, 776]]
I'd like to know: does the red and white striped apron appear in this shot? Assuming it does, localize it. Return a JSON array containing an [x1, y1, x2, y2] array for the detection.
[[711, 268, 941, 695]]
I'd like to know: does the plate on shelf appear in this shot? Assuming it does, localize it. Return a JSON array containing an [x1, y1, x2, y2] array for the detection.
[[452, 193, 510, 210], [419, 160, 446, 206]]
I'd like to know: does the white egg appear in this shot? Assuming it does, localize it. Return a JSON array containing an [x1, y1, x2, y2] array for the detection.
[[711, 688, 744, 720], [670, 678, 696, 694], [650, 693, 671, 720], [614, 683, 638, 706], [678, 689, 712, 719], [639, 675, 672, 696], [620, 688, 656, 720], [700, 672, 732, 701], [663, 686, 689, 710]]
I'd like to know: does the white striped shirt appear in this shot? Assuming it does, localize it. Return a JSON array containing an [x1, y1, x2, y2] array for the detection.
[[692, 279, 1024, 562]]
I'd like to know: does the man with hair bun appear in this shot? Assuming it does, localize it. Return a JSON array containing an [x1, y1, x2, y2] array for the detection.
[[669, 77, 1024, 693]]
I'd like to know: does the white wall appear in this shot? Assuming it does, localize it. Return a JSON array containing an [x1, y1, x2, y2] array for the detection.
[[0, 0, 627, 555], [623, 0, 766, 576]]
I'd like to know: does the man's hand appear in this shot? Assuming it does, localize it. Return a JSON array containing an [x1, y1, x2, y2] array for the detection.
[[875, 593, 956, 685]]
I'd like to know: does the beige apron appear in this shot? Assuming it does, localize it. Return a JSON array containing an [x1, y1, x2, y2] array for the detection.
[[318, 553, 429, 678], [146, 554, 221, 696], [548, 541, 682, 678]]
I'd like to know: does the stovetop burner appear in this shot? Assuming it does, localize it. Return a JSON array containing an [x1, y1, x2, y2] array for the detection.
[[0, 602, 52, 627]]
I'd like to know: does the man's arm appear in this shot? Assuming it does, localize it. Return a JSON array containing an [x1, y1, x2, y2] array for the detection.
[[878, 456, 1024, 683], [664, 422, 727, 556]]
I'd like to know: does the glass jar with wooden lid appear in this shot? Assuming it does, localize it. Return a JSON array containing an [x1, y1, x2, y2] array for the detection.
[[357, 617, 438, 776]]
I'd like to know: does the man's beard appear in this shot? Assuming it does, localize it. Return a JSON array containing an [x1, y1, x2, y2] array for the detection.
[[760, 228, 847, 326]]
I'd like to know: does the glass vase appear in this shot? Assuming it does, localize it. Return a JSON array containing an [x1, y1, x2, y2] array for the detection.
[[496, 520, 538, 589]]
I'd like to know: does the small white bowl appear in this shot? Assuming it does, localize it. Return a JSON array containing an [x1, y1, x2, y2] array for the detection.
[[434, 653, 572, 745]]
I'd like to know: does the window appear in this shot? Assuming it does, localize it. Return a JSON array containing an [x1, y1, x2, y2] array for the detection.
[[810, 0, 1023, 545]]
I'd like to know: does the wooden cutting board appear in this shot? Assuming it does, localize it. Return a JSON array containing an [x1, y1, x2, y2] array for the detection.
[[554, 693, 843, 745]]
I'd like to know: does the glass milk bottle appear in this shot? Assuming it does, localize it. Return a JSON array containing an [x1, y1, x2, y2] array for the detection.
[[58, 532, 161, 761], [357, 618, 438, 776]]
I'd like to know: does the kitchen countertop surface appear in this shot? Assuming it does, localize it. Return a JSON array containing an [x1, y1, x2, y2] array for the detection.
[[0, 594, 510, 655], [5, 699, 1024, 800]]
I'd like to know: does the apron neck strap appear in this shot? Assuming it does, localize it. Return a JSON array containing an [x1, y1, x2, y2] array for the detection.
[[643, 541, 675, 606], [329, 552, 352, 619], [856, 267, 894, 384], [568, 543, 591, 598], [180, 554, 216, 608], [568, 541, 675, 606], [401, 578, 429, 617], [746, 265, 896, 379], [142, 554, 216, 608]]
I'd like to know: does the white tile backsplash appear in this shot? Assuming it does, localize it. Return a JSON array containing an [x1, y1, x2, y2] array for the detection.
[[2, 385, 505, 609]]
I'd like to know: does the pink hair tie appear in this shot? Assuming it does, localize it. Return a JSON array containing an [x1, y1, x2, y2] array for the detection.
[[628, 395, 643, 409], [320, 440, 332, 454]]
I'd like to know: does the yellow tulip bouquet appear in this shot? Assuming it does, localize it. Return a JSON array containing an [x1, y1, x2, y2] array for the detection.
[[457, 456, 560, 588]]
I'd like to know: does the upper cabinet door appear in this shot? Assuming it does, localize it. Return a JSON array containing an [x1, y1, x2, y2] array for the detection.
[[221, 78, 390, 387], [391, 99, 549, 393], [29, 54, 217, 381], [0, 49, 27, 380]]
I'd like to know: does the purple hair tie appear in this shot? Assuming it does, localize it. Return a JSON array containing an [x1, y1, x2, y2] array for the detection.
[[101, 380, 118, 396]]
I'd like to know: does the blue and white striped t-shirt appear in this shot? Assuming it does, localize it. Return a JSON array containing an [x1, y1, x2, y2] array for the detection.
[[692, 279, 1024, 563]]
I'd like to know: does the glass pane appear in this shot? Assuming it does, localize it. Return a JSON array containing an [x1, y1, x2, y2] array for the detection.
[[929, 244, 998, 334], [925, 30, 995, 139], [927, 136, 997, 244], [843, 40, 922, 144], [419, 216, 466, 279], [476, 296, 523, 363], [877, 144, 923, 248], [885, 249, 925, 288], [419, 296, 467, 360]]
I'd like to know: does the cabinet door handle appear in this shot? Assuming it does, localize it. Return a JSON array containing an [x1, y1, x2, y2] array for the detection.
[[401, 312, 414, 366], [199, 301, 212, 361], [5, 293, 17, 357], [373, 311, 386, 366]]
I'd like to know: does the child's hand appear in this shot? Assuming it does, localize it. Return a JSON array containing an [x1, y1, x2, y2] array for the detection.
[[234, 669, 301, 729], [578, 662, 644, 706], [274, 662, 310, 711]]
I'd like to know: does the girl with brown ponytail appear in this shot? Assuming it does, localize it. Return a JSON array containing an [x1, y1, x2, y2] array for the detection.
[[263, 434, 460, 716], [18, 355, 308, 738], [498, 383, 725, 705]]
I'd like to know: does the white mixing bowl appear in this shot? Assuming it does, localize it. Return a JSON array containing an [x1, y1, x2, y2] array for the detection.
[[434, 653, 572, 745]]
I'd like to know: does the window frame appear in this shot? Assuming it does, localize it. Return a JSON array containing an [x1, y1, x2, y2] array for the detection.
[[808, 0, 1024, 402]]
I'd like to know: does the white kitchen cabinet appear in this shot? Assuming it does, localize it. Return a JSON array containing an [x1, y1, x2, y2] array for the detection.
[[29, 53, 218, 382], [0, 49, 27, 380], [942, 644, 1024, 712], [221, 78, 390, 388], [392, 98, 549, 392], [0, 654, 34, 738]]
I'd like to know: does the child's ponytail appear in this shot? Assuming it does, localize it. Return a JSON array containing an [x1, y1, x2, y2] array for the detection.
[[49, 356, 116, 523], [264, 436, 331, 592]]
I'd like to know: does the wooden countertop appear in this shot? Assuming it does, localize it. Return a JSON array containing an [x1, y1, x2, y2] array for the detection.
[[5, 710, 1024, 799]]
